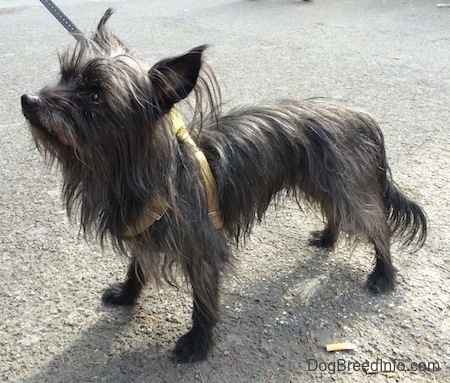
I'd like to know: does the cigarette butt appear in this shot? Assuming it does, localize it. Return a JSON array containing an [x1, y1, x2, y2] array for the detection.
[[325, 342, 357, 352]]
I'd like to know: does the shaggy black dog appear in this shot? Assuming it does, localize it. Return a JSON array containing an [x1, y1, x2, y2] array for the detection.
[[21, 9, 427, 362]]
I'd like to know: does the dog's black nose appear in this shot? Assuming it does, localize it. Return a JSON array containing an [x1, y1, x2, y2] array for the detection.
[[21, 93, 41, 112]]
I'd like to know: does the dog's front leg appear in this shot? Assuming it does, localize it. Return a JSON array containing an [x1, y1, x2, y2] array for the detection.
[[172, 260, 220, 363], [102, 256, 146, 306]]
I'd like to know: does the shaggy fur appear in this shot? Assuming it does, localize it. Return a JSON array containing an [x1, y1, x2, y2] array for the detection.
[[21, 9, 427, 362]]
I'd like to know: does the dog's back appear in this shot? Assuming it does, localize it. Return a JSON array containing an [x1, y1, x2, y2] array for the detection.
[[199, 99, 386, 238], [196, 98, 426, 294]]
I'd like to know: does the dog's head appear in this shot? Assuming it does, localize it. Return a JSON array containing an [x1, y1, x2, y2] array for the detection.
[[21, 8, 207, 169]]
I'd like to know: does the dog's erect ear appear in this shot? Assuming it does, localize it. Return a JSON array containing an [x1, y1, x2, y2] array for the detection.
[[90, 8, 131, 54], [149, 45, 208, 111], [97, 8, 115, 32]]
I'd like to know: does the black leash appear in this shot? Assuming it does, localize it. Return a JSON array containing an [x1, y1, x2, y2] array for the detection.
[[39, 0, 83, 41]]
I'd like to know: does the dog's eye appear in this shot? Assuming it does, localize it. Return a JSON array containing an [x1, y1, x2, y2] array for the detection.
[[89, 92, 102, 104]]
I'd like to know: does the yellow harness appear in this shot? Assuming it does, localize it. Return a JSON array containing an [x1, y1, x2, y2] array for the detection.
[[123, 109, 223, 237]]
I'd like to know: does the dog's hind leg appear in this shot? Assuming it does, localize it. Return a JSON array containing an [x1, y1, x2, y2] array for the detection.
[[364, 187, 397, 293], [351, 199, 396, 293], [309, 206, 340, 248], [317, 192, 395, 292], [349, 193, 395, 293], [367, 231, 395, 293], [102, 256, 146, 306]]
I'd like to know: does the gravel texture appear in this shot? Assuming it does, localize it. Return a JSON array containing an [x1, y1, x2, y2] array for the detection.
[[1, 0, 449, 382]]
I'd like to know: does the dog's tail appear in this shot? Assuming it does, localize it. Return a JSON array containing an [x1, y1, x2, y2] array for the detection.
[[381, 163, 427, 250]]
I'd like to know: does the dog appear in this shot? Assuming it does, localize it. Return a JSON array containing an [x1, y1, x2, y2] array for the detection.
[[21, 9, 427, 362]]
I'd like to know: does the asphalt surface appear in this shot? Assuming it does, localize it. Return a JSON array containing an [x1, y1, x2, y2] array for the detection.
[[1, 1, 449, 382]]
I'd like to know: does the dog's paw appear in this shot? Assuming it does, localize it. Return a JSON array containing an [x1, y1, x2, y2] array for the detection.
[[366, 270, 395, 293], [101, 283, 136, 306], [171, 328, 212, 363], [308, 230, 336, 248]]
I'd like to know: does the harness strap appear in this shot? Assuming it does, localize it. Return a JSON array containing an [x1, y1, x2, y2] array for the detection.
[[123, 109, 223, 237], [171, 110, 223, 230]]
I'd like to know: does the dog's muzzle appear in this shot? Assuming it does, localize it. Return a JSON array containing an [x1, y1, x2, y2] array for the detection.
[[21, 93, 41, 114]]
